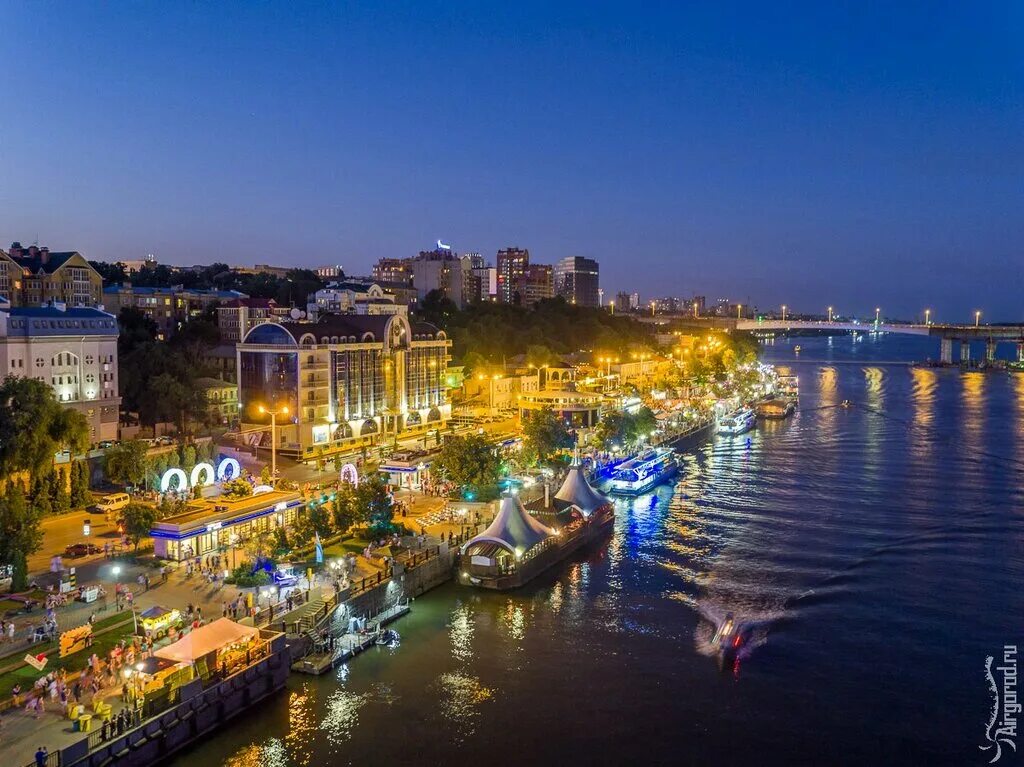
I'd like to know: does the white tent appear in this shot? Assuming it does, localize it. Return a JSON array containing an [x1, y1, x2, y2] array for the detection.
[[154, 618, 259, 663], [553, 466, 609, 516], [463, 494, 554, 557]]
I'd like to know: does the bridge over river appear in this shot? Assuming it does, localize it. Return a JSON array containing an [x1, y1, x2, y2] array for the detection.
[[641, 316, 1024, 364]]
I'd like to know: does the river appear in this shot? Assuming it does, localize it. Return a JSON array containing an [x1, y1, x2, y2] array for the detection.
[[185, 334, 1024, 766]]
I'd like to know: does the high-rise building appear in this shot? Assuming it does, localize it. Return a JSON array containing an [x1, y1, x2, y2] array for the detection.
[[496, 247, 529, 304], [471, 267, 497, 302], [554, 256, 600, 307], [236, 314, 451, 457], [0, 304, 121, 442], [0, 243, 104, 308], [615, 291, 632, 311], [372, 258, 414, 286], [411, 248, 472, 308], [629, 292, 640, 310], [102, 285, 247, 339], [518, 264, 554, 305]]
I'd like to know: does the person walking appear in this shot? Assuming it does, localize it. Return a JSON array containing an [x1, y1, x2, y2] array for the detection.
[[34, 746, 48, 767]]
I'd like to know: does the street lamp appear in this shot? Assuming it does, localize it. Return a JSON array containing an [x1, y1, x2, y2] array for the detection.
[[257, 403, 290, 482], [827, 306, 834, 323], [925, 309, 931, 326], [737, 304, 743, 320], [875, 307, 880, 325], [781, 305, 787, 322], [112, 564, 121, 609], [975, 310, 982, 328], [609, 300, 615, 315]]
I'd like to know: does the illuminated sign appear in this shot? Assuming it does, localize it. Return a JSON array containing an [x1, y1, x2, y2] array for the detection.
[[160, 457, 242, 494], [437, 239, 451, 251]]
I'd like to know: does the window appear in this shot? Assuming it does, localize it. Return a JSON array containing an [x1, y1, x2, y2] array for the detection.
[[35, 357, 44, 368]]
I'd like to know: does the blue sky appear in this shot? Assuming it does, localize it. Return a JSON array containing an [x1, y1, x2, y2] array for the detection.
[[1, 2, 1021, 320]]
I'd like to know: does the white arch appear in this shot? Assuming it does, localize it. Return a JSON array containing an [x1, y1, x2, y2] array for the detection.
[[190, 462, 216, 488], [160, 468, 188, 494], [339, 463, 359, 486], [217, 457, 241, 481]]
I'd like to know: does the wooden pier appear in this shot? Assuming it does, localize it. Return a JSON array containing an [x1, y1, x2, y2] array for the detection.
[[291, 602, 411, 675]]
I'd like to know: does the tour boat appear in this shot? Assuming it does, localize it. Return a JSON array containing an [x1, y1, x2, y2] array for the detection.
[[717, 408, 756, 436], [777, 374, 799, 400], [608, 448, 678, 495]]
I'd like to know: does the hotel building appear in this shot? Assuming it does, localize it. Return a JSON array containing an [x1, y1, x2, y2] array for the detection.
[[236, 313, 451, 459], [0, 303, 121, 442]]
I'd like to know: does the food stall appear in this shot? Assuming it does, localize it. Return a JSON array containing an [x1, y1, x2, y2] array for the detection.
[[154, 618, 264, 680], [138, 605, 182, 639]]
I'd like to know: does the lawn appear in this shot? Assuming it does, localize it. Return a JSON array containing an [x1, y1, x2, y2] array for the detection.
[[0, 611, 134, 694]]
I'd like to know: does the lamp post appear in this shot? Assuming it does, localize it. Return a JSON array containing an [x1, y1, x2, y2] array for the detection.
[[827, 306, 834, 323], [975, 310, 981, 328], [737, 304, 742, 320], [925, 309, 931, 326], [609, 300, 615, 315], [112, 564, 121, 610], [257, 404, 289, 482], [781, 305, 787, 322], [875, 307, 880, 325]]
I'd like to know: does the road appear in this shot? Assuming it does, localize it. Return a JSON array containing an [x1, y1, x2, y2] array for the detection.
[[29, 508, 120, 574]]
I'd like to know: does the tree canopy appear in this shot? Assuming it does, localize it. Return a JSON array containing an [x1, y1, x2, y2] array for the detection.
[[521, 407, 574, 466], [433, 435, 502, 497], [595, 406, 658, 451], [0, 376, 90, 479], [0, 484, 44, 589], [103, 440, 150, 488]]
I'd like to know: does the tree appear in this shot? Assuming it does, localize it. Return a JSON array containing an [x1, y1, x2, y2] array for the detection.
[[259, 465, 272, 486], [419, 289, 459, 328], [0, 485, 44, 590], [222, 478, 253, 499], [70, 460, 92, 508], [181, 445, 197, 472], [120, 502, 158, 551], [521, 407, 574, 466], [51, 468, 70, 514], [294, 501, 333, 548], [0, 376, 90, 480], [357, 474, 395, 536], [29, 473, 52, 516], [104, 440, 150, 488], [331, 482, 359, 537], [433, 435, 501, 496], [595, 406, 658, 451]]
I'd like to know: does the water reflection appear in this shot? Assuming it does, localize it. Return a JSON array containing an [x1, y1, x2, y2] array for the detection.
[[433, 672, 494, 743]]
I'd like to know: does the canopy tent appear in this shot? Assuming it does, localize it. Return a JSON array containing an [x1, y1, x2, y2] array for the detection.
[[553, 466, 610, 516], [462, 494, 554, 557], [139, 605, 174, 620], [154, 618, 258, 663]]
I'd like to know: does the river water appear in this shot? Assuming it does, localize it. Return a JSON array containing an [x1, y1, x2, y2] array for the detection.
[[187, 335, 1023, 766]]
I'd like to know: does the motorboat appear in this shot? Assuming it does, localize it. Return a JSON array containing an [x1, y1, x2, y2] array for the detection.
[[717, 408, 756, 436], [608, 448, 678, 495], [712, 612, 747, 668]]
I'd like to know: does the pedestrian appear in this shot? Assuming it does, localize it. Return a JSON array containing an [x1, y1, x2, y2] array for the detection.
[[11, 683, 21, 706], [34, 746, 47, 767], [222, 602, 228, 618], [7, 622, 14, 642]]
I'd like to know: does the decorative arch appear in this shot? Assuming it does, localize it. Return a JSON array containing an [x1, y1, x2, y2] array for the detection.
[[216, 457, 241, 481], [360, 419, 379, 436], [160, 468, 188, 494], [339, 463, 359, 486], [333, 422, 353, 440], [361, 332, 376, 342], [299, 333, 316, 346], [427, 407, 442, 423], [405, 410, 422, 427], [190, 462, 216, 488]]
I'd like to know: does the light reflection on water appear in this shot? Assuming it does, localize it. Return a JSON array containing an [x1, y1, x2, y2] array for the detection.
[[186, 335, 1024, 767]]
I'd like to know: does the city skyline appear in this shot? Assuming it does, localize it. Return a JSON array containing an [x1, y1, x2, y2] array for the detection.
[[2, 3, 1021, 319]]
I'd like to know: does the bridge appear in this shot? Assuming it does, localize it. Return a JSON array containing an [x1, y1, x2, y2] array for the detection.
[[641, 316, 1024, 364]]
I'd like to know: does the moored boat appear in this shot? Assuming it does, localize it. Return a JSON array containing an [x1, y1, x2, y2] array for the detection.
[[717, 408, 756, 436], [607, 447, 678, 495], [755, 398, 795, 419]]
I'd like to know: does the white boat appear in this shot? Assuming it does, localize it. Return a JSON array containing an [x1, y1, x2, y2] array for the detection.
[[717, 408, 756, 436], [608, 448, 678, 494]]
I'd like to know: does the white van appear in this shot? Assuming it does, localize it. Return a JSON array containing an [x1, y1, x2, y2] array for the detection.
[[96, 493, 130, 513]]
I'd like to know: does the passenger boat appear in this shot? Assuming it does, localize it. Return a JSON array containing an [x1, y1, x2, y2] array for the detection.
[[755, 398, 795, 419], [777, 374, 799, 400], [459, 467, 615, 590], [717, 408, 756, 436], [607, 448, 678, 495]]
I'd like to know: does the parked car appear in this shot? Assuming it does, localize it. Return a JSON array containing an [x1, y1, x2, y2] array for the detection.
[[64, 543, 101, 558], [155, 436, 176, 446]]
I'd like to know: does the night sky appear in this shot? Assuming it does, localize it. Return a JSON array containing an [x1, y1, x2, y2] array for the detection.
[[2, 2, 1021, 320]]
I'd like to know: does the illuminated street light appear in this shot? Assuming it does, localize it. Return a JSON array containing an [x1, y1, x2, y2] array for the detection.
[[925, 309, 931, 326], [875, 307, 880, 325], [827, 306, 834, 323], [781, 305, 787, 322], [256, 403, 289, 482], [975, 310, 982, 328], [609, 300, 615, 315], [737, 304, 743, 320]]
